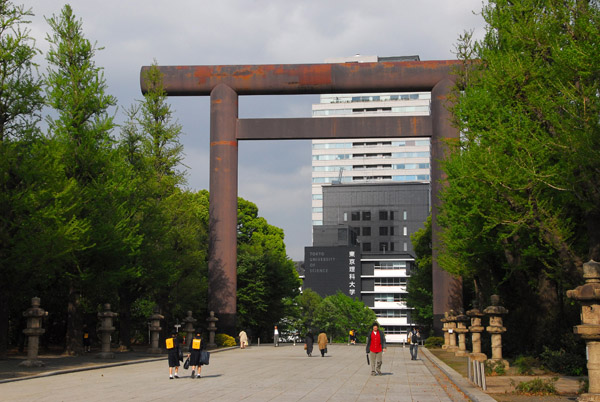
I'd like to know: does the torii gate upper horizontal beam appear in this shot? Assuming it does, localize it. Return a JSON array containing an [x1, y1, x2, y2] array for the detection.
[[140, 60, 461, 96]]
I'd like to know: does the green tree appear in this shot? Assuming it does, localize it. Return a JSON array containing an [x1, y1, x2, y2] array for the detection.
[[407, 216, 433, 333], [44, 4, 117, 354], [236, 197, 301, 339], [314, 292, 376, 343], [294, 288, 323, 333], [439, 0, 600, 355], [0, 0, 44, 358]]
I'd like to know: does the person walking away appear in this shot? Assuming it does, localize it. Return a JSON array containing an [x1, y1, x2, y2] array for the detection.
[[366, 322, 386, 375], [274, 326, 279, 347], [239, 330, 248, 349], [166, 332, 181, 379], [188, 331, 206, 378], [408, 327, 420, 360], [82, 325, 91, 352], [305, 331, 314, 357], [317, 331, 328, 357]]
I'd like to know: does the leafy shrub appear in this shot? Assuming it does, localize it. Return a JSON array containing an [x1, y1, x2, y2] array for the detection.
[[424, 336, 444, 348], [514, 355, 538, 375], [215, 333, 236, 347], [485, 360, 506, 376], [513, 377, 557, 395], [540, 347, 586, 376]]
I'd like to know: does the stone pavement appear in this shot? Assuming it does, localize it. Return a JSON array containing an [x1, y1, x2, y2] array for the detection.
[[0, 344, 494, 401]]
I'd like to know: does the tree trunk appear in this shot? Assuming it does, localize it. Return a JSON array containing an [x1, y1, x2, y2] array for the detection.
[[0, 291, 9, 359], [64, 284, 83, 355]]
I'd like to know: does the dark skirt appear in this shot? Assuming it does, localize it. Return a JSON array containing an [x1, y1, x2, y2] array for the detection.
[[189, 350, 202, 366], [168, 351, 180, 367]]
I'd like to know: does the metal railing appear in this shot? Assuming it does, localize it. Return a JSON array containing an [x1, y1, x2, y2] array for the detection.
[[467, 357, 487, 390]]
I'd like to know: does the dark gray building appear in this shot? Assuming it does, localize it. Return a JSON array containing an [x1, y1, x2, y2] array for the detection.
[[305, 182, 430, 343]]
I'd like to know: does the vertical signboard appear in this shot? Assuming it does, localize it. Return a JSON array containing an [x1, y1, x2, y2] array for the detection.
[[304, 246, 362, 298]]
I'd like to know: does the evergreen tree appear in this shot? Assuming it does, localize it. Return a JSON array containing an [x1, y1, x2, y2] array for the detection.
[[44, 4, 117, 354], [0, 0, 44, 358], [440, 0, 600, 354]]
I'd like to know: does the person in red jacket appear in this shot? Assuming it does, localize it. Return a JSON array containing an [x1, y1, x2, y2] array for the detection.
[[365, 322, 387, 376]]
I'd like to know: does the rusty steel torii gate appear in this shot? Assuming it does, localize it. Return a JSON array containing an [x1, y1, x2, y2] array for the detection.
[[141, 60, 463, 334]]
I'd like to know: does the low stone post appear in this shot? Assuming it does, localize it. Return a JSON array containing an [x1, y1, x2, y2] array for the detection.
[[19, 297, 47, 367], [467, 301, 487, 361], [447, 310, 458, 352], [454, 310, 470, 357], [147, 306, 164, 354], [441, 312, 450, 349], [567, 260, 600, 402], [182, 310, 197, 349], [206, 311, 218, 349], [484, 295, 509, 368], [97, 304, 117, 359]]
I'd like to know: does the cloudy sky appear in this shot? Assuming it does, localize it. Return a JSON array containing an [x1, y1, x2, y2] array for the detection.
[[25, 0, 486, 260]]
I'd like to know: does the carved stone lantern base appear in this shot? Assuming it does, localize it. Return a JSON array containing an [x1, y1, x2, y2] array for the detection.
[[469, 352, 487, 362]]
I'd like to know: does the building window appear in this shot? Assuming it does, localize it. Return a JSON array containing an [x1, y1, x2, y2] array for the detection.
[[403, 210, 407, 220], [379, 210, 388, 220], [351, 211, 360, 221], [403, 242, 408, 251], [362, 226, 371, 236], [403, 226, 407, 236], [390, 226, 395, 236], [354, 227, 360, 236], [375, 278, 406, 286], [379, 242, 388, 252], [390, 242, 395, 251], [390, 211, 395, 220], [374, 293, 404, 302], [362, 242, 371, 252], [379, 227, 388, 236], [362, 211, 371, 221], [312, 207, 323, 213], [343, 212, 348, 222]]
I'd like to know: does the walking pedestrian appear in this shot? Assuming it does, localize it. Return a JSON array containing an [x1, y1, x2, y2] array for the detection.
[[239, 330, 248, 349], [187, 331, 206, 378], [317, 330, 328, 357], [408, 327, 421, 360], [366, 322, 386, 375], [274, 325, 279, 347], [166, 332, 181, 379], [305, 331, 314, 357], [82, 324, 91, 352]]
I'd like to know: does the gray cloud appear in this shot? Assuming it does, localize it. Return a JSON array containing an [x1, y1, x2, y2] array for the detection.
[[25, 0, 486, 259]]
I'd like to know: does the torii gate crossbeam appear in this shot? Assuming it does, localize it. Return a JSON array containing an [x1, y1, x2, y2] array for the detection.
[[141, 60, 463, 335]]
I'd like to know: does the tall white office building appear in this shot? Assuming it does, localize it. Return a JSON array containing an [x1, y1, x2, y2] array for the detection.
[[308, 55, 432, 342], [311, 55, 431, 226]]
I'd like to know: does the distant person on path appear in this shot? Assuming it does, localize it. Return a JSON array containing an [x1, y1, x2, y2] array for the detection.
[[274, 326, 279, 347], [82, 325, 91, 352], [317, 331, 328, 357], [349, 329, 357, 345], [408, 327, 421, 360], [166, 332, 181, 379], [187, 331, 206, 378], [305, 331, 314, 357], [366, 322, 386, 375], [239, 330, 248, 349]]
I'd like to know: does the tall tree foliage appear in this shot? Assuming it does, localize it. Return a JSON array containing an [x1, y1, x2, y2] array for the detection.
[[0, 0, 44, 358], [440, 0, 600, 354], [44, 4, 117, 354], [236, 198, 301, 339], [407, 216, 433, 334]]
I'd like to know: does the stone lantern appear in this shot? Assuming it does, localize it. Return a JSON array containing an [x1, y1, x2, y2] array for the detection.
[[97, 303, 117, 359], [466, 300, 487, 361], [484, 294, 508, 368], [206, 311, 218, 349], [567, 260, 600, 402], [147, 306, 164, 354], [182, 310, 197, 349], [441, 312, 451, 350], [454, 310, 470, 357], [19, 297, 47, 367], [446, 310, 458, 352]]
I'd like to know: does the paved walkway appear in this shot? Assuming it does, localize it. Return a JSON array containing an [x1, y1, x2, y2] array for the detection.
[[0, 344, 493, 402]]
